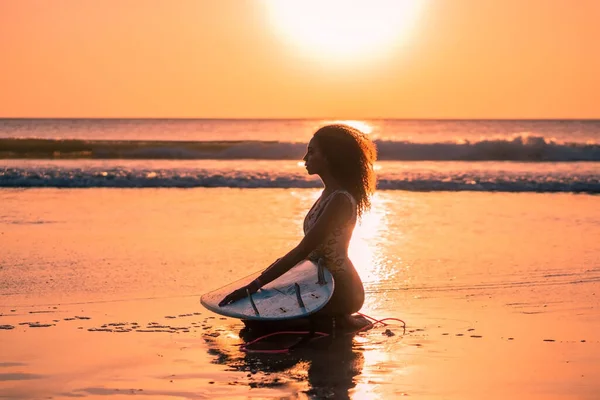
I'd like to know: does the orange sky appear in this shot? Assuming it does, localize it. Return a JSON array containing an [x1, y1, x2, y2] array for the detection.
[[1, 0, 598, 119]]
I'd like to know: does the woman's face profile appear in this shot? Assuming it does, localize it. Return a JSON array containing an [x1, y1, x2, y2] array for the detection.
[[303, 138, 327, 176]]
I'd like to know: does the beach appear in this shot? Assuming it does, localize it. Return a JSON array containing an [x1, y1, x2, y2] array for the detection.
[[1, 188, 598, 399]]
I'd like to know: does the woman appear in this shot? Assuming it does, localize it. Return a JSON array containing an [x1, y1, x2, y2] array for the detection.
[[219, 124, 377, 329]]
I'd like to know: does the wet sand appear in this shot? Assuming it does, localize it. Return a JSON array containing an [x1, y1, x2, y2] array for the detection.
[[1, 188, 599, 399]]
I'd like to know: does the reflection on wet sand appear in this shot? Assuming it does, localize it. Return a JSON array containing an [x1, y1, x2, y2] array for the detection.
[[203, 325, 376, 399]]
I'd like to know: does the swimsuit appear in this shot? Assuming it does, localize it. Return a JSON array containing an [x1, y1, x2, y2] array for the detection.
[[303, 190, 365, 315]]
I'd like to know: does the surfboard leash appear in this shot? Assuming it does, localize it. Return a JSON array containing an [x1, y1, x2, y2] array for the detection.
[[238, 312, 406, 354]]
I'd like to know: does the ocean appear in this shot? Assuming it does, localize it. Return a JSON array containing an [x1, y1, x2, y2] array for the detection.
[[1, 118, 599, 192]]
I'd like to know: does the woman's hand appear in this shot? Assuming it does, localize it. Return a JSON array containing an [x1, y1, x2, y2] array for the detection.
[[218, 280, 260, 307], [218, 286, 248, 307]]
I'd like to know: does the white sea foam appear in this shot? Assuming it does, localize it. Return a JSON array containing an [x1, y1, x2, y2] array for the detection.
[[2, 162, 598, 192]]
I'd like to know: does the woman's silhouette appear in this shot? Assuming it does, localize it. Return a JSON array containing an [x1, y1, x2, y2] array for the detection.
[[220, 124, 377, 330]]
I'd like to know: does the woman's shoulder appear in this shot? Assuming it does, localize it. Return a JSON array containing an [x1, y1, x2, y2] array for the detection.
[[332, 190, 357, 206], [328, 190, 357, 220]]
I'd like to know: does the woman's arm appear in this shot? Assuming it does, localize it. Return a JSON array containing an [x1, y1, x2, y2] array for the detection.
[[218, 192, 353, 306]]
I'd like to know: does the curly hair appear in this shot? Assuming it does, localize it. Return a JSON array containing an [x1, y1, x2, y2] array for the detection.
[[313, 124, 377, 217]]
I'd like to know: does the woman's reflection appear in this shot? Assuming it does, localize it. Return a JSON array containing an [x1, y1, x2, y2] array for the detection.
[[203, 327, 365, 399]]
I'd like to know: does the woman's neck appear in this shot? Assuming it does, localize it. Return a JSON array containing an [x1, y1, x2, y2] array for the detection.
[[320, 172, 342, 195]]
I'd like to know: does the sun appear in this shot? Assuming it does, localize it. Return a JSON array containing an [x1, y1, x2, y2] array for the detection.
[[262, 0, 425, 62]]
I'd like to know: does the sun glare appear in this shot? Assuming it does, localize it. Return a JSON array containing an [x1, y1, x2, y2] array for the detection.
[[262, 0, 425, 62]]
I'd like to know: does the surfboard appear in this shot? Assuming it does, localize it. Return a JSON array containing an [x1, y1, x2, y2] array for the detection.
[[200, 259, 334, 321]]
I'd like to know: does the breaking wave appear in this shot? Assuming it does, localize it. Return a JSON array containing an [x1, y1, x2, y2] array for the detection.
[[1, 135, 599, 162]]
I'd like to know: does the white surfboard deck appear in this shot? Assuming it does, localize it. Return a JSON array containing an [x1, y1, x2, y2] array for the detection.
[[200, 260, 334, 321]]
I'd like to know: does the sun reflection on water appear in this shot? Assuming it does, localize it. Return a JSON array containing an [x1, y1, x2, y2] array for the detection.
[[349, 193, 391, 282], [328, 120, 374, 134]]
